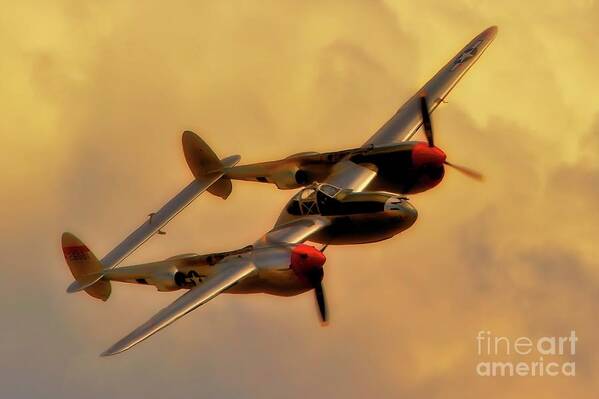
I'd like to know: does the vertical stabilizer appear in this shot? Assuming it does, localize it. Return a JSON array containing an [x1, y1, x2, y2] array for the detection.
[[182, 131, 240, 199], [62, 233, 111, 301]]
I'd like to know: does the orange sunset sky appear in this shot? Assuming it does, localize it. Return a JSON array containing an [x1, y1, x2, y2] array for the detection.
[[1, 1, 599, 398]]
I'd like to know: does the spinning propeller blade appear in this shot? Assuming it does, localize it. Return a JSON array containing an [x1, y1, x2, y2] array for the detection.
[[290, 244, 328, 325], [444, 161, 484, 181], [419, 95, 434, 147], [306, 267, 327, 324], [314, 283, 327, 324], [418, 95, 484, 182]]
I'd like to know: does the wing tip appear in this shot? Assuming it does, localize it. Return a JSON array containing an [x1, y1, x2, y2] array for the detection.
[[100, 349, 119, 357], [100, 342, 129, 357], [483, 25, 498, 39]]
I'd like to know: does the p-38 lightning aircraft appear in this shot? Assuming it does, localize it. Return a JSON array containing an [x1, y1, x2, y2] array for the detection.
[[62, 27, 497, 356]]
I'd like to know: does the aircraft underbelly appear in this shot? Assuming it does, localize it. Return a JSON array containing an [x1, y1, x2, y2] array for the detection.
[[227, 269, 310, 296], [311, 213, 410, 245]]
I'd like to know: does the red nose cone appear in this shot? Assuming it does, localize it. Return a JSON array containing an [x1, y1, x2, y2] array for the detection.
[[290, 244, 326, 276], [411, 142, 446, 167]]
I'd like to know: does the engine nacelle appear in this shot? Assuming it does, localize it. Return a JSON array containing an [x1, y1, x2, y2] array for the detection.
[[144, 270, 184, 292], [173, 269, 208, 290], [270, 167, 310, 189], [146, 269, 212, 291]]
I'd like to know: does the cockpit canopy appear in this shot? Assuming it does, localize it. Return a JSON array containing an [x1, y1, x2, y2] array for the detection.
[[288, 183, 343, 216], [286, 182, 403, 217], [297, 183, 343, 201]]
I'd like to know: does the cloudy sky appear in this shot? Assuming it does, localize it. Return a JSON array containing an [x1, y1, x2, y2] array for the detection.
[[2, 1, 599, 397]]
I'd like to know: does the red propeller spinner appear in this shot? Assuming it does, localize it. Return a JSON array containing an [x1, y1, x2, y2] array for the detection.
[[290, 244, 326, 276], [411, 142, 447, 168], [290, 244, 328, 324]]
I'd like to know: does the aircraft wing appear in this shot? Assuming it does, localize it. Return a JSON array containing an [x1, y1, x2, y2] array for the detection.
[[322, 27, 496, 193], [363, 26, 497, 147], [323, 160, 377, 192], [103, 217, 326, 356], [101, 172, 225, 269], [259, 216, 330, 245], [96, 132, 240, 270], [101, 258, 256, 356]]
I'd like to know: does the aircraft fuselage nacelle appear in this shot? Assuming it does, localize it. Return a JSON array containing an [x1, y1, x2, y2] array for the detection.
[[349, 141, 446, 194], [277, 183, 418, 245], [98, 244, 329, 297], [225, 141, 446, 195]]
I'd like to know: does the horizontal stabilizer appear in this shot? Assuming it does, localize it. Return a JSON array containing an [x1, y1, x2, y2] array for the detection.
[[66, 272, 103, 293]]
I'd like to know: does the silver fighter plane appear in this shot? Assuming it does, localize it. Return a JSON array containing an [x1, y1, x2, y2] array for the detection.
[[62, 26, 497, 356]]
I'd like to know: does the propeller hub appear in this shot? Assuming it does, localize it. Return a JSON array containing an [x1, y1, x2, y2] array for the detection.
[[290, 244, 326, 279], [411, 142, 446, 168], [290, 244, 328, 324]]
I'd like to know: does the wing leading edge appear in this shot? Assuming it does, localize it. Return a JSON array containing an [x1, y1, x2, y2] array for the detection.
[[323, 160, 377, 192], [101, 259, 256, 356], [101, 175, 221, 269], [102, 217, 327, 356], [90, 132, 240, 270], [322, 27, 496, 193], [258, 216, 330, 246], [364, 26, 498, 147]]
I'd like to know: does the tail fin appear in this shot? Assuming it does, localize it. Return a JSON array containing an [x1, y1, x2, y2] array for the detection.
[[182, 131, 241, 199], [62, 232, 111, 301]]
